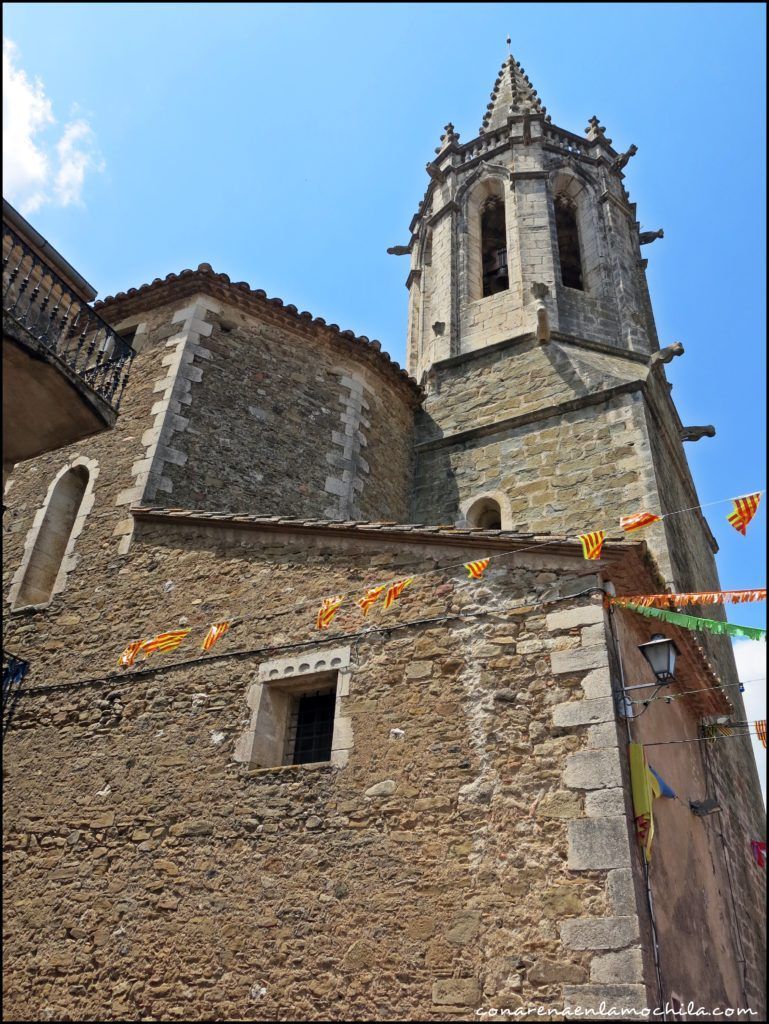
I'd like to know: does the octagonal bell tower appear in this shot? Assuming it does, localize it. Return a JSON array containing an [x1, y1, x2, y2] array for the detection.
[[400, 55, 660, 383]]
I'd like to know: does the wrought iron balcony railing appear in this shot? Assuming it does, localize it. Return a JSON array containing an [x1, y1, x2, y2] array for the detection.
[[2, 223, 135, 410], [2, 651, 29, 740]]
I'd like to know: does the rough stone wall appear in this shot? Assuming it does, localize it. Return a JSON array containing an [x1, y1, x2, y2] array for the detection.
[[155, 302, 415, 522], [414, 379, 653, 533], [3, 519, 647, 1021]]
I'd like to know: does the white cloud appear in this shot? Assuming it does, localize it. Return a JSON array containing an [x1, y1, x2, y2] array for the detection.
[[2, 38, 104, 215], [732, 639, 767, 804]]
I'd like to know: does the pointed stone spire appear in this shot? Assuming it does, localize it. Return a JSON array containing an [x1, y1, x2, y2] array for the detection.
[[480, 55, 546, 134]]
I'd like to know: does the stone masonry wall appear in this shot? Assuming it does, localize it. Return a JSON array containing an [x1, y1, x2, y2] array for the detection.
[[414, 385, 654, 534], [4, 518, 646, 1021], [158, 302, 415, 522]]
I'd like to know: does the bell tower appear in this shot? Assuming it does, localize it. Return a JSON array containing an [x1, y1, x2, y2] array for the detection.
[[398, 52, 713, 601], [400, 55, 659, 384]]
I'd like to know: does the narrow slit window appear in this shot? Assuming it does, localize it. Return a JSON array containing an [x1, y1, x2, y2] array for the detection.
[[555, 196, 584, 290], [481, 196, 509, 297], [13, 465, 89, 608]]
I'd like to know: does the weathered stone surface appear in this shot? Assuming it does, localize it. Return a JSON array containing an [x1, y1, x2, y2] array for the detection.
[[585, 788, 626, 818], [552, 697, 614, 727], [445, 910, 481, 945], [431, 978, 480, 1006], [538, 789, 582, 819], [529, 960, 588, 984], [580, 668, 613, 699], [546, 603, 604, 632], [551, 645, 609, 675], [606, 868, 637, 915], [568, 818, 631, 869], [364, 780, 397, 798], [564, 748, 622, 790], [590, 947, 644, 984], [562, 984, 648, 1016], [560, 916, 640, 950]]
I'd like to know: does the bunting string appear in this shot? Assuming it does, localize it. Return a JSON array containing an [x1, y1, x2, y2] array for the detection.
[[107, 486, 764, 661], [621, 601, 766, 642], [611, 589, 766, 609]]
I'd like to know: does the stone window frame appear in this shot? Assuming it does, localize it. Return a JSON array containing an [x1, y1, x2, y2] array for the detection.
[[113, 317, 150, 354], [234, 645, 353, 770], [460, 490, 513, 531], [548, 167, 603, 297], [461, 173, 511, 304], [8, 455, 99, 612]]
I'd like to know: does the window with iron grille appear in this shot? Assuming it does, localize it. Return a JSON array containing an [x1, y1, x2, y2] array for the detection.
[[285, 687, 337, 765]]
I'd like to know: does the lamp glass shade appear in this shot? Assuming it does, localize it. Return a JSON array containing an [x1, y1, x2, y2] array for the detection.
[[638, 633, 679, 682]]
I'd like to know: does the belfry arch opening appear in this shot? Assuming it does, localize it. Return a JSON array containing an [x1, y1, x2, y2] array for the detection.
[[554, 195, 584, 291], [13, 464, 90, 608], [466, 497, 502, 530], [466, 178, 510, 302], [480, 196, 509, 297]]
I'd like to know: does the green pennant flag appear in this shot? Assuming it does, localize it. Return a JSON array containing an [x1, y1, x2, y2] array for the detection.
[[622, 602, 766, 642]]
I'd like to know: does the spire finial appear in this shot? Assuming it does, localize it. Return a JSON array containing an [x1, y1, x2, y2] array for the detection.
[[506, 34, 511, 57]]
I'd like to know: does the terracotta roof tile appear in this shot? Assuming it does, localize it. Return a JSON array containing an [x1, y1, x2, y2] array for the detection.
[[94, 264, 420, 397]]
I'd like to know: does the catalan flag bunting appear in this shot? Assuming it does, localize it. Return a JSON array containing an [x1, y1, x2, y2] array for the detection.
[[648, 765, 676, 799], [579, 531, 605, 561], [357, 585, 386, 618], [752, 840, 767, 869], [141, 629, 191, 657], [118, 640, 144, 668], [756, 720, 767, 749], [316, 596, 344, 630], [611, 589, 766, 609], [202, 621, 230, 651], [383, 577, 413, 610], [727, 492, 762, 536], [620, 511, 662, 533], [465, 559, 490, 580]]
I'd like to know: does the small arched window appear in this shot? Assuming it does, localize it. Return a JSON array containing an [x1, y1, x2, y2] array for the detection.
[[13, 465, 90, 608], [466, 497, 502, 530], [481, 196, 509, 297], [554, 195, 584, 290]]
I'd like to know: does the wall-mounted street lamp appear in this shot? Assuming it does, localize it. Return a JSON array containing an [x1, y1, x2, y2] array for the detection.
[[637, 633, 680, 684]]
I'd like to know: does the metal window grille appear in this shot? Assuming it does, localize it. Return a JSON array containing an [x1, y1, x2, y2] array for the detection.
[[287, 688, 336, 765]]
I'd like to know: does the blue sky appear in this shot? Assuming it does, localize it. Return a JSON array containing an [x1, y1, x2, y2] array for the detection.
[[3, 3, 766, 776]]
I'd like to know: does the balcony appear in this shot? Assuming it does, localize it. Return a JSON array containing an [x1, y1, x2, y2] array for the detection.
[[2, 208, 135, 474]]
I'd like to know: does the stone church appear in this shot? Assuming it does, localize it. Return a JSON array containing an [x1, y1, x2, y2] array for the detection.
[[3, 54, 765, 1021]]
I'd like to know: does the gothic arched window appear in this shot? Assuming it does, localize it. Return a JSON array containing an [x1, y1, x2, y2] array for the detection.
[[12, 464, 91, 608], [554, 195, 584, 290], [481, 196, 509, 297]]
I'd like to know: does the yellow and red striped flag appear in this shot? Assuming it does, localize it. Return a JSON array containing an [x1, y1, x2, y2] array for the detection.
[[579, 531, 605, 560], [357, 585, 386, 618], [118, 640, 144, 668], [756, 720, 767, 749], [465, 558, 490, 579], [202, 621, 230, 651], [316, 595, 344, 630], [620, 511, 662, 533], [727, 493, 762, 536], [140, 629, 190, 657], [383, 577, 413, 610]]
